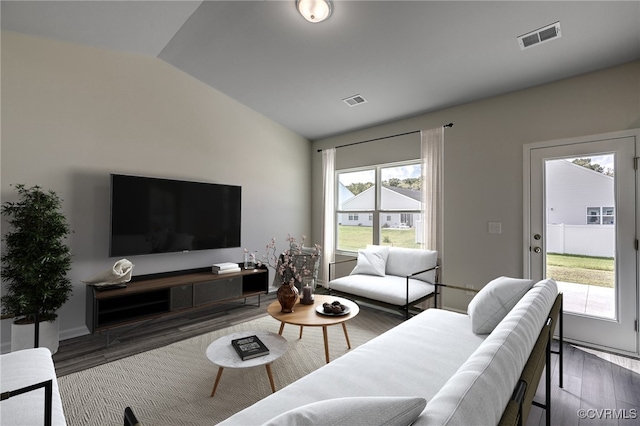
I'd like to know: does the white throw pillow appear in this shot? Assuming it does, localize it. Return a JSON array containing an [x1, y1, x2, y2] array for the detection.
[[467, 276, 535, 334], [260, 396, 427, 426], [350, 246, 390, 277]]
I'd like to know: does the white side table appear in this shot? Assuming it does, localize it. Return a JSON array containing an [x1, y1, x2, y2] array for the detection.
[[206, 330, 288, 397]]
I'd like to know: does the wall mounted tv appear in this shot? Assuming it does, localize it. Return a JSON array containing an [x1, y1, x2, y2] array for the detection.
[[109, 174, 241, 257]]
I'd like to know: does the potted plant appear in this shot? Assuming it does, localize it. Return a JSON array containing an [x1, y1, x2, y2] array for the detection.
[[1, 184, 73, 353]]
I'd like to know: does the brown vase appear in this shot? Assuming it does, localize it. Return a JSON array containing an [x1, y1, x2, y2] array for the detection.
[[277, 281, 299, 313]]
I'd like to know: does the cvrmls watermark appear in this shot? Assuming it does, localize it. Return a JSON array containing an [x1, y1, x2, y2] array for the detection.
[[577, 408, 637, 420]]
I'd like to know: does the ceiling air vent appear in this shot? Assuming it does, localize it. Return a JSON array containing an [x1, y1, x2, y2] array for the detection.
[[518, 22, 561, 50], [343, 94, 367, 107]]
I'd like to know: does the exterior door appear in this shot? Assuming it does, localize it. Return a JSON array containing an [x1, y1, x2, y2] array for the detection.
[[525, 130, 639, 355]]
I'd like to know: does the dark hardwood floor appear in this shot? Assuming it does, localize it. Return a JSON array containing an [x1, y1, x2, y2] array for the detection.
[[53, 296, 640, 425], [53, 292, 278, 376]]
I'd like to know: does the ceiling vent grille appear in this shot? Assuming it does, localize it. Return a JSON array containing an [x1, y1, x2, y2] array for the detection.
[[343, 94, 367, 107], [518, 22, 561, 50]]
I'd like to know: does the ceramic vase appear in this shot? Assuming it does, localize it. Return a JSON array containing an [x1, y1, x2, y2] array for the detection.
[[277, 280, 299, 313]]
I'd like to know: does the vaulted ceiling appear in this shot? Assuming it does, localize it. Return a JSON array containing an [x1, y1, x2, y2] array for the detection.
[[3, 1, 639, 140]]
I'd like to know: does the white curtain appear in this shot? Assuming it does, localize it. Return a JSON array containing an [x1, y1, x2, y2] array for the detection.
[[420, 128, 443, 253], [321, 148, 336, 288]]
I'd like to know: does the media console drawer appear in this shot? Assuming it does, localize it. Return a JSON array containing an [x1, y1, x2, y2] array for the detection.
[[193, 277, 242, 306]]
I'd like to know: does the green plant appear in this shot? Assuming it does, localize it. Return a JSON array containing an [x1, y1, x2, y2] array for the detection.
[[1, 184, 73, 323]]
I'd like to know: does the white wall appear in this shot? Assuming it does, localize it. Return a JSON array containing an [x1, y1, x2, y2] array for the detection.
[[0, 31, 312, 351], [312, 60, 640, 311]]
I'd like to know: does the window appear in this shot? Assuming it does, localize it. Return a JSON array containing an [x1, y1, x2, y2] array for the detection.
[[587, 207, 615, 225], [336, 161, 422, 252]]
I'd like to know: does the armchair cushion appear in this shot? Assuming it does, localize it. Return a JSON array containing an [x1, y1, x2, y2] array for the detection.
[[386, 247, 437, 283], [467, 276, 535, 334], [350, 246, 389, 277]]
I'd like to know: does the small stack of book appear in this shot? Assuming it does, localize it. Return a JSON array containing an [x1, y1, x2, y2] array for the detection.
[[231, 335, 270, 360], [212, 262, 241, 274]]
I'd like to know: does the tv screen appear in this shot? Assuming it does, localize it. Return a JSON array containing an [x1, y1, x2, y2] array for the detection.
[[109, 174, 241, 257]]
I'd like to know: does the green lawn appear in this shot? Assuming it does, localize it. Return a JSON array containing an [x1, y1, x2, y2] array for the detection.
[[546, 253, 614, 288], [337, 225, 421, 251]]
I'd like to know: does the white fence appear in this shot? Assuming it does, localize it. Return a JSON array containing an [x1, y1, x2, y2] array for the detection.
[[546, 224, 614, 258]]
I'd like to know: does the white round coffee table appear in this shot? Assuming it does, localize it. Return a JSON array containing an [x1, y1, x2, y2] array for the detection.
[[206, 330, 288, 397]]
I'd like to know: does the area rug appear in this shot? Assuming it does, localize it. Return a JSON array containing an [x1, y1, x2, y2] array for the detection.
[[58, 307, 402, 425]]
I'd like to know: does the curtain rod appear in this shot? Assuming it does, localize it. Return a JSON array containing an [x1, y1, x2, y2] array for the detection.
[[317, 123, 453, 152]]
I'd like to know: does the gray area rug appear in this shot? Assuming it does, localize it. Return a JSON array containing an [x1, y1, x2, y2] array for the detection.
[[58, 307, 402, 425]]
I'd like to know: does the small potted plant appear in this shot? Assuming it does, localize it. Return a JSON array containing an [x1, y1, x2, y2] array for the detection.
[[1, 184, 73, 353]]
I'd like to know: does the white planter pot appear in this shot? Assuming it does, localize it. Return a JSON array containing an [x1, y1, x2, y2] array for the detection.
[[11, 318, 59, 354]]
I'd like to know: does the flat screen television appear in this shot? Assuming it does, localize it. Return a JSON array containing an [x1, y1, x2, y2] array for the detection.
[[109, 174, 241, 257]]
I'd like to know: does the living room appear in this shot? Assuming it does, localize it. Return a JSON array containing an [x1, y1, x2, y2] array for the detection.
[[1, 1, 639, 425]]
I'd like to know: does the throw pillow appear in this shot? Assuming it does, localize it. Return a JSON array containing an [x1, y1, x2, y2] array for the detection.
[[350, 246, 390, 277], [468, 276, 535, 334], [260, 396, 427, 426]]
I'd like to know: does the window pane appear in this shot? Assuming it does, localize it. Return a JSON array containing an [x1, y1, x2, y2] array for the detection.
[[338, 170, 375, 210], [337, 215, 372, 251], [379, 212, 421, 248], [380, 165, 422, 210], [586, 207, 600, 224]]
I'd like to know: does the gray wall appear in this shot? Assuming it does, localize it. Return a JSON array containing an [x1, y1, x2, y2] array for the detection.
[[0, 31, 312, 351], [312, 60, 640, 311]]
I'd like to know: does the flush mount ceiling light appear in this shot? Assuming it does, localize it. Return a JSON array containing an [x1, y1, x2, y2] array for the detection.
[[296, 0, 332, 23]]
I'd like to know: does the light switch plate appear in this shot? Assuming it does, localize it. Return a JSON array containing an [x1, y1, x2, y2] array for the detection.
[[488, 222, 502, 234]]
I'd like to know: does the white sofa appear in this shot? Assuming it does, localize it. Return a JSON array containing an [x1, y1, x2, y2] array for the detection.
[[219, 277, 562, 426], [0, 347, 66, 426], [328, 245, 438, 319]]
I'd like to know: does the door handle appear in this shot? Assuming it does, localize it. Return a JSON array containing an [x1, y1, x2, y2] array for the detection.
[[533, 247, 542, 253]]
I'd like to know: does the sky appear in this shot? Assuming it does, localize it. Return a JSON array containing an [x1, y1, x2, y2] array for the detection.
[[338, 165, 421, 185], [566, 154, 615, 172]]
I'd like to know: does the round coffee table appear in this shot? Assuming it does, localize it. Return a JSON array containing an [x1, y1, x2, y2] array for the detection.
[[267, 295, 359, 363], [206, 330, 287, 397]]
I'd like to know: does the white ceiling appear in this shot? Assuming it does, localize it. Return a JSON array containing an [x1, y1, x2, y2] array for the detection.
[[3, 1, 640, 140]]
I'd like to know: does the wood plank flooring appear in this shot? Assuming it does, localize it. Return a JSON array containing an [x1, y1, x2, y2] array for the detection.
[[526, 341, 640, 426], [53, 297, 640, 425]]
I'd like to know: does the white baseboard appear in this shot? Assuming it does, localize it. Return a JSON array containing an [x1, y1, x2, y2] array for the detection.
[[60, 325, 90, 341]]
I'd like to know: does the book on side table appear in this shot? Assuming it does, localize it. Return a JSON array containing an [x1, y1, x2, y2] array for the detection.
[[231, 335, 270, 360]]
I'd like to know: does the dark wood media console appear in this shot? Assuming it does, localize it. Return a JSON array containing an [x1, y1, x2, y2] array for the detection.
[[85, 265, 269, 334]]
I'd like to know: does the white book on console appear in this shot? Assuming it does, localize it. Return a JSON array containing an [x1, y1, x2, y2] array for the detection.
[[213, 267, 241, 274], [212, 262, 239, 270]]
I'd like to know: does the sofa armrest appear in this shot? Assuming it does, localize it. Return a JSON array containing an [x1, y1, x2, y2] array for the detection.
[[432, 282, 480, 309], [406, 265, 440, 282], [1, 379, 53, 426], [328, 257, 357, 281]]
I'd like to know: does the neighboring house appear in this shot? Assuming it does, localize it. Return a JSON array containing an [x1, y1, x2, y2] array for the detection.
[[545, 160, 614, 257], [338, 182, 355, 210], [339, 186, 421, 228], [546, 160, 614, 225]]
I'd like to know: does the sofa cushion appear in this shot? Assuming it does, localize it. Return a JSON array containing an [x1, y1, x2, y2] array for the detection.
[[260, 396, 427, 426], [415, 278, 558, 426], [218, 308, 486, 426], [386, 247, 437, 283], [330, 274, 435, 305], [468, 276, 535, 334], [350, 246, 389, 277]]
